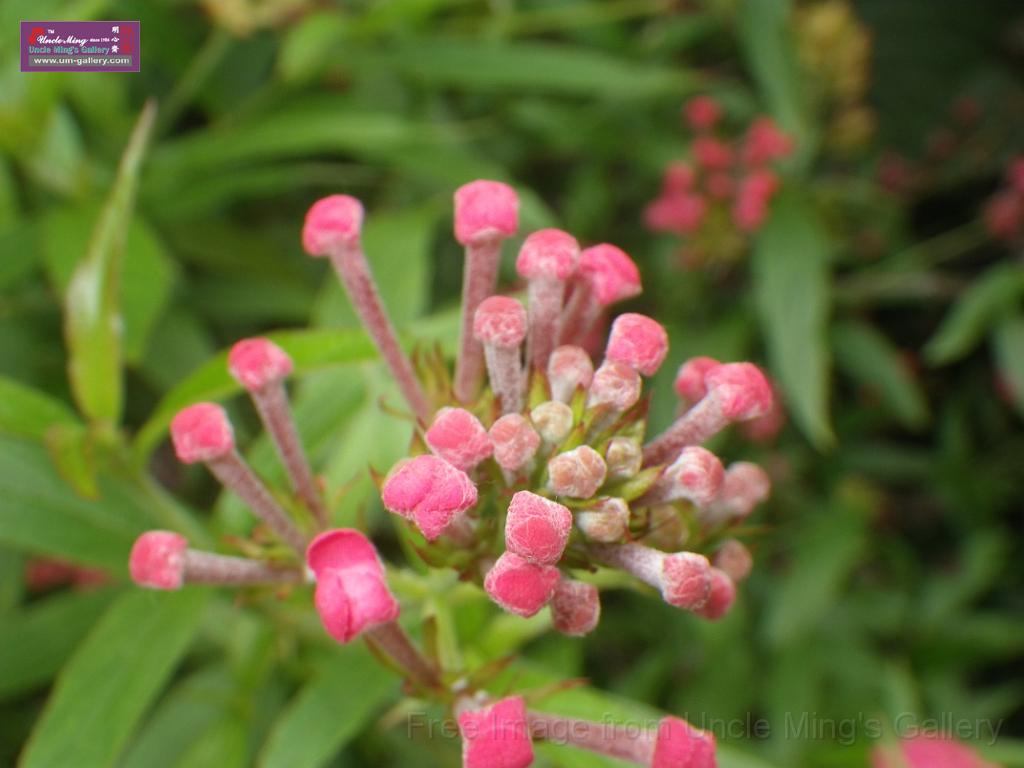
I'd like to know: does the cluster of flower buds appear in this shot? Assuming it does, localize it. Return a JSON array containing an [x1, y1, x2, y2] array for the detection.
[[645, 96, 793, 268], [126, 178, 777, 767], [983, 156, 1024, 243]]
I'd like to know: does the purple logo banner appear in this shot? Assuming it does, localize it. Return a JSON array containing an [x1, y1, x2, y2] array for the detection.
[[21, 21, 140, 72]]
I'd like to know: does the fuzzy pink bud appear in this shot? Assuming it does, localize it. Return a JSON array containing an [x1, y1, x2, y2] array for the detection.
[[663, 162, 696, 194], [547, 445, 607, 499], [674, 357, 720, 403], [228, 338, 293, 391], [695, 568, 736, 620], [605, 313, 669, 376], [516, 229, 580, 281], [661, 552, 712, 610], [652, 717, 717, 768], [872, 734, 997, 768], [643, 447, 724, 507], [684, 96, 722, 132], [693, 136, 733, 170], [578, 245, 642, 307], [484, 552, 561, 617], [742, 117, 793, 165], [488, 414, 541, 471], [645, 193, 707, 235], [302, 195, 364, 256], [129, 531, 187, 590], [705, 363, 773, 421], [425, 407, 493, 472], [505, 491, 572, 565], [459, 696, 534, 768], [473, 296, 528, 348], [381, 455, 478, 541], [713, 539, 753, 582], [454, 180, 519, 245], [588, 361, 641, 412], [170, 403, 234, 464], [712, 462, 771, 520], [548, 346, 594, 403], [551, 579, 601, 636], [306, 529, 399, 644], [531, 401, 574, 444], [576, 497, 630, 543], [605, 436, 641, 479]]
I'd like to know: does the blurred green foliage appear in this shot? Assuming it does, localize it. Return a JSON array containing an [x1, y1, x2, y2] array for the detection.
[[1, 0, 1022, 767]]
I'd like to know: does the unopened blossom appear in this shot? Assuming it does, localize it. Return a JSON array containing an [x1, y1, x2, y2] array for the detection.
[[425, 407, 493, 472], [488, 414, 541, 472], [695, 567, 737, 620], [474, 295, 528, 414], [640, 446, 724, 507], [516, 229, 580, 368], [652, 716, 717, 768], [459, 696, 534, 768], [684, 95, 722, 132], [550, 579, 601, 637], [605, 313, 669, 377], [872, 733, 997, 768], [560, 245, 642, 344], [742, 117, 794, 165], [576, 497, 630, 543], [530, 401, 574, 444], [604, 436, 641, 479], [547, 345, 594, 403], [484, 551, 561, 617], [381, 455, 478, 540], [674, 356, 720, 404], [709, 462, 771, 521], [587, 361, 641, 412], [505, 491, 572, 565], [713, 539, 753, 582], [548, 445, 607, 499]]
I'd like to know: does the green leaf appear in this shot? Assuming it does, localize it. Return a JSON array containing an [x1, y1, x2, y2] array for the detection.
[[45, 423, 100, 498], [833, 320, 929, 430], [923, 263, 1024, 365], [752, 190, 834, 447], [992, 314, 1024, 418], [0, 588, 117, 698], [259, 647, 397, 768], [20, 589, 207, 768], [0, 436, 149, 570], [134, 328, 377, 460], [736, 0, 812, 160], [0, 376, 80, 441], [364, 39, 694, 97], [63, 101, 156, 428]]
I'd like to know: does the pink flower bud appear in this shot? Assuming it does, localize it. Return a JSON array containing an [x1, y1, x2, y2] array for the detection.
[[381, 455, 478, 541], [170, 403, 235, 464], [713, 539, 753, 582], [742, 117, 793, 165], [578, 245, 642, 307], [684, 95, 722, 132], [712, 462, 771, 520], [643, 447, 724, 507], [484, 551, 561, 617], [652, 716, 717, 768], [505, 491, 572, 565], [663, 162, 696, 194], [704, 363, 773, 421], [515, 229, 580, 281], [661, 552, 712, 610], [306, 528, 385, 576], [129, 531, 187, 590], [459, 696, 534, 768], [547, 445, 607, 499], [548, 346, 594, 403], [605, 437, 641, 479], [695, 568, 736, 620], [531, 401, 574, 444], [551, 579, 601, 636], [645, 193, 707, 235], [984, 192, 1022, 241], [674, 357, 720, 403], [872, 734, 997, 768], [425, 407, 493, 472], [693, 136, 733, 170], [489, 414, 541, 471], [588, 361, 641, 412], [473, 296, 528, 349], [576, 497, 629, 543], [605, 314, 669, 376], [302, 194, 364, 257], [228, 338, 293, 392], [454, 180, 519, 245]]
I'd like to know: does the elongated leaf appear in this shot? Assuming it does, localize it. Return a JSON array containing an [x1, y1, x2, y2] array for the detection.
[[924, 263, 1024, 365], [0, 588, 118, 698], [259, 647, 397, 768], [20, 589, 207, 768], [0, 436, 151, 569], [752, 190, 834, 447], [134, 328, 377, 459], [992, 315, 1024, 418], [833, 320, 929, 430], [64, 101, 156, 427], [0, 376, 80, 441], [364, 39, 693, 96]]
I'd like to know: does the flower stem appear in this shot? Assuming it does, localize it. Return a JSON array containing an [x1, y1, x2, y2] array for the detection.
[[454, 239, 502, 403]]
